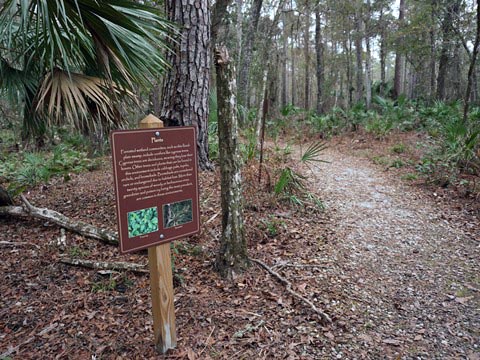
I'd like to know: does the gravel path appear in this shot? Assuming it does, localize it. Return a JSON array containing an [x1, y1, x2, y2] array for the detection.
[[308, 147, 479, 359]]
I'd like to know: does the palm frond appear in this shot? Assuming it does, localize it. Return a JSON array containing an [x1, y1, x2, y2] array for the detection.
[[0, 0, 175, 87], [34, 68, 128, 131], [300, 141, 329, 165]]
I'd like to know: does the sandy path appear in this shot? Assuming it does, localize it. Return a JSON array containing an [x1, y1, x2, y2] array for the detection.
[[307, 146, 479, 359]]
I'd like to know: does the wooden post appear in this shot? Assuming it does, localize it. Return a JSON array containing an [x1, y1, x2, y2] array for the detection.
[[139, 114, 177, 353]]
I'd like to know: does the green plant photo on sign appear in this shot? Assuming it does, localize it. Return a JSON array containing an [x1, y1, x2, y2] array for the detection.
[[163, 199, 193, 229], [127, 206, 159, 238]]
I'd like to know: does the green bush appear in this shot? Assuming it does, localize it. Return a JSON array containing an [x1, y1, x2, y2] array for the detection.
[[240, 127, 258, 162], [0, 144, 99, 195]]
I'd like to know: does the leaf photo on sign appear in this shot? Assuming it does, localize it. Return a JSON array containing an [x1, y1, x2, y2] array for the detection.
[[127, 206, 159, 238], [163, 199, 193, 228]]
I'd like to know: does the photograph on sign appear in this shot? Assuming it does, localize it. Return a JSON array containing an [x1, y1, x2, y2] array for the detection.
[[127, 206, 159, 238], [163, 199, 193, 229], [111, 126, 200, 253]]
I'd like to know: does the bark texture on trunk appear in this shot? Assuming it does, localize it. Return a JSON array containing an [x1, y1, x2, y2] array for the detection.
[[364, 0, 372, 109], [379, 8, 386, 96], [429, 0, 437, 98], [237, 0, 263, 108], [393, 0, 406, 99], [160, 0, 212, 170], [211, 0, 233, 46], [354, 1, 363, 103], [436, 1, 460, 100], [365, 34, 372, 108], [463, 0, 480, 122], [304, 0, 310, 110], [281, 10, 288, 108], [214, 46, 249, 278]]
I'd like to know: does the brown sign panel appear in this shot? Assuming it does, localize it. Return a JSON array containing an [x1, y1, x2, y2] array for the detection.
[[111, 127, 200, 253]]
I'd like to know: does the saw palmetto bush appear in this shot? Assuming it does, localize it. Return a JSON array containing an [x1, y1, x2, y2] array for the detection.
[[415, 102, 480, 185], [0, 0, 174, 140], [274, 142, 328, 209]]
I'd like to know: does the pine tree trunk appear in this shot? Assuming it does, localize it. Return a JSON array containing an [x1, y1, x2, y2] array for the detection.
[[281, 10, 288, 109], [315, 6, 324, 114], [436, 1, 460, 100], [211, 0, 233, 47], [393, 0, 406, 99], [345, 37, 353, 108], [354, 1, 363, 104], [463, 0, 480, 122], [365, 34, 372, 109], [429, 0, 437, 99], [379, 9, 386, 96], [235, 0, 244, 68], [214, 46, 249, 279], [160, 0, 212, 170], [304, 0, 310, 110], [291, 21, 298, 107], [237, 0, 263, 108]]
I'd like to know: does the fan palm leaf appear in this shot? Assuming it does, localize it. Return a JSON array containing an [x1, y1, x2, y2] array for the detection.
[[0, 0, 175, 137]]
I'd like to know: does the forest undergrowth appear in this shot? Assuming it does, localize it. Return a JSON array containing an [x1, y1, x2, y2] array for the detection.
[[1, 98, 479, 358]]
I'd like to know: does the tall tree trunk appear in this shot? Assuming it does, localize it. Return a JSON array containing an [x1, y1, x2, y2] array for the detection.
[[281, 9, 288, 108], [315, 5, 324, 114], [354, 1, 363, 103], [304, 0, 310, 110], [345, 37, 353, 108], [393, 0, 406, 99], [237, 0, 263, 108], [291, 21, 298, 107], [211, 0, 233, 47], [473, 70, 479, 103], [429, 0, 437, 99], [364, 0, 372, 109], [160, 0, 212, 170], [379, 8, 387, 96], [463, 0, 480, 122], [214, 46, 248, 278], [235, 0, 244, 68], [365, 34, 372, 109], [437, 1, 460, 100]]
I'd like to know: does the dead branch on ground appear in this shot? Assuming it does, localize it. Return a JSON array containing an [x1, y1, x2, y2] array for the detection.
[[60, 257, 148, 274], [0, 195, 118, 245], [251, 258, 332, 324]]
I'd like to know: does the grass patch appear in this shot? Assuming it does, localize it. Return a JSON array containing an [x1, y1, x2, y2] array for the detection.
[[401, 173, 418, 181], [390, 143, 407, 154]]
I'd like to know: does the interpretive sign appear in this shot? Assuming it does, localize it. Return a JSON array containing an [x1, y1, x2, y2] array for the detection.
[[111, 127, 200, 253]]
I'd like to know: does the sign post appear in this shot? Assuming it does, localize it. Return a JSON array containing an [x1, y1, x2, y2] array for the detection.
[[140, 115, 176, 354], [111, 114, 200, 353]]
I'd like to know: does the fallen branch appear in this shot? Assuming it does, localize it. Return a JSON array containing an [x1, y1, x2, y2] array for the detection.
[[0, 241, 40, 249], [272, 262, 329, 271], [60, 257, 148, 274], [0, 195, 118, 245], [251, 258, 332, 324]]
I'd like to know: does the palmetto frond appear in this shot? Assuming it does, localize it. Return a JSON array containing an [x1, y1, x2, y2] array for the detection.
[[0, 0, 173, 86], [0, 0, 174, 137], [34, 68, 129, 131]]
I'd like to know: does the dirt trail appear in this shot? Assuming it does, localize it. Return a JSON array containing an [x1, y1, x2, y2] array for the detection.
[[307, 146, 479, 358]]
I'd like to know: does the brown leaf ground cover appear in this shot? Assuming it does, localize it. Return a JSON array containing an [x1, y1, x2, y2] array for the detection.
[[1, 133, 479, 359]]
